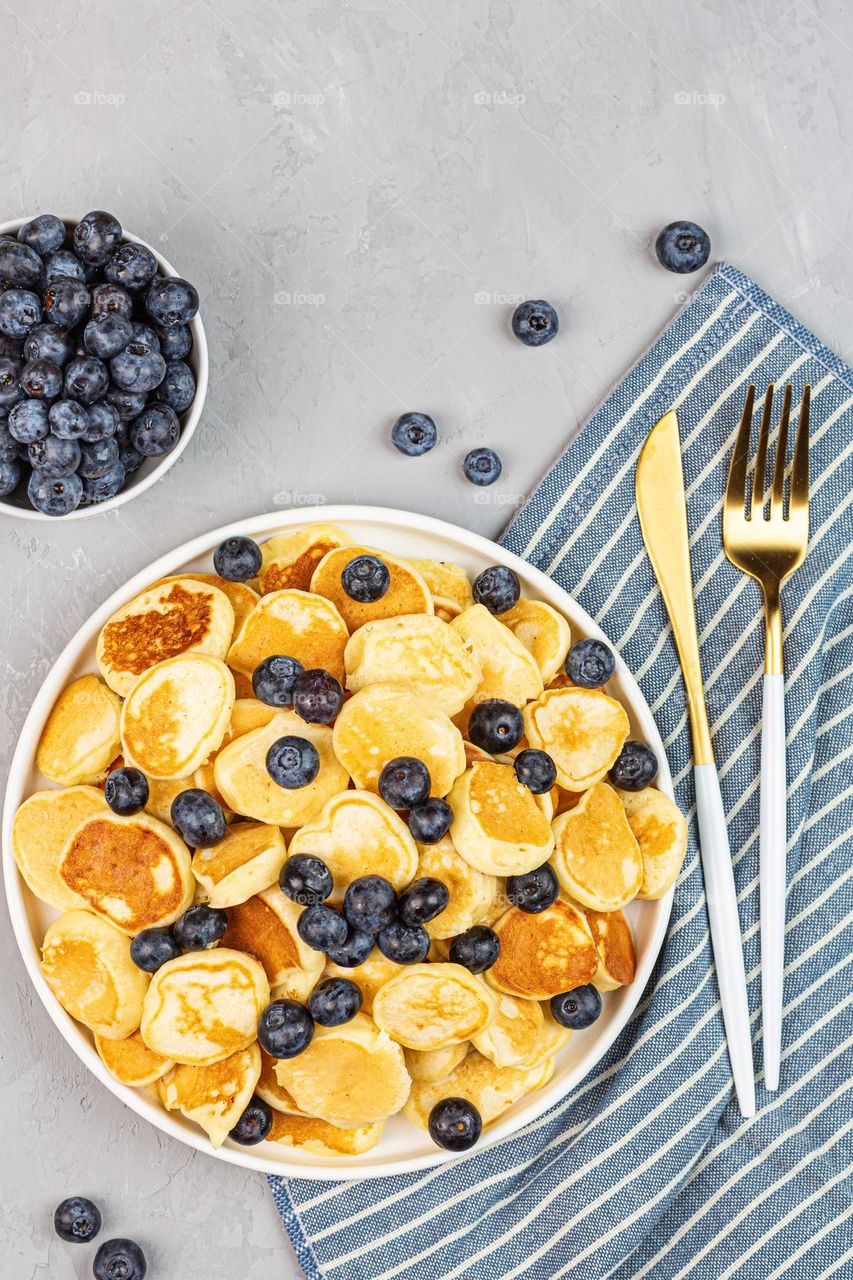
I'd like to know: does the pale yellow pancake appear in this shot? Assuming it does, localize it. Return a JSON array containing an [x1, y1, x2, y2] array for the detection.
[[95, 1029, 174, 1087], [257, 525, 352, 594], [617, 786, 689, 900], [41, 910, 149, 1040], [220, 888, 324, 1000], [582, 906, 637, 991], [287, 790, 418, 903], [268, 1109, 385, 1155], [550, 782, 643, 912], [488, 897, 599, 1000], [120, 653, 235, 780], [403, 1041, 469, 1084], [472, 993, 571, 1069], [158, 1043, 261, 1147], [404, 1049, 553, 1131], [36, 674, 122, 787], [450, 605, 543, 731], [407, 558, 474, 614], [448, 761, 555, 876], [12, 785, 107, 911], [372, 962, 496, 1051], [193, 822, 287, 908], [324, 950, 404, 1015], [256, 1048, 309, 1115], [227, 589, 348, 682], [523, 686, 629, 791], [311, 545, 433, 631], [500, 599, 572, 684], [345, 613, 481, 717], [414, 834, 499, 940]]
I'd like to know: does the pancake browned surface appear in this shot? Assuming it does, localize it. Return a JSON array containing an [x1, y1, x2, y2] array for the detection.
[[256, 1048, 308, 1115], [221, 888, 323, 999], [550, 782, 643, 911], [268, 1110, 384, 1155], [12, 785, 107, 911], [287, 790, 418, 902], [41, 910, 149, 1040], [448, 760, 554, 876], [193, 821, 286, 908], [227, 589, 349, 681], [324, 950, 404, 1014], [36, 674, 122, 786], [414, 834, 498, 939], [404, 1048, 553, 1130], [372, 963, 496, 1050], [311, 545, 433, 630], [159, 1043, 261, 1147], [95, 1029, 174, 1087], [258, 525, 352, 594], [618, 786, 689, 900], [523, 686, 629, 791], [120, 653, 235, 780], [450, 604, 543, 731], [151, 573, 259, 640], [582, 906, 636, 991], [488, 897, 598, 999], [500, 598, 572, 684]]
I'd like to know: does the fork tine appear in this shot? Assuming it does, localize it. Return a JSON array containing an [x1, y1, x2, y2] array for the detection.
[[791, 383, 810, 504], [771, 383, 792, 513], [726, 383, 756, 512], [752, 383, 774, 513]]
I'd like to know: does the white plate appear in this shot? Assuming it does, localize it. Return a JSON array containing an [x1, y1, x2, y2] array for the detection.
[[2, 505, 674, 1179]]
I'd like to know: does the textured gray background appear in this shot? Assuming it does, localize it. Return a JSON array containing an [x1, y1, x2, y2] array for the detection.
[[2, 1, 851, 1275]]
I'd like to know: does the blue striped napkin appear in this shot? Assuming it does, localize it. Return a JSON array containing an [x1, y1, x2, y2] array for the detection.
[[270, 263, 853, 1280]]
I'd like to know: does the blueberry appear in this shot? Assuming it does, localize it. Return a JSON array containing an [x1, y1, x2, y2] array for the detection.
[[82, 458, 126, 502], [172, 904, 228, 951], [53, 1195, 101, 1244], [378, 757, 431, 809], [343, 876, 397, 935], [506, 863, 559, 914], [28, 435, 80, 477], [64, 355, 108, 405], [170, 788, 227, 846], [91, 281, 133, 320], [213, 535, 262, 582], [655, 220, 710, 274], [130, 402, 179, 456], [105, 241, 158, 291], [472, 565, 520, 614], [391, 411, 437, 457], [253, 655, 305, 706], [449, 925, 500, 973], [72, 210, 122, 267], [0, 421, 17, 458], [550, 984, 602, 1029], [326, 926, 376, 967], [229, 1096, 273, 1145], [257, 998, 314, 1059], [377, 920, 430, 964], [463, 447, 502, 486], [279, 853, 333, 906], [397, 876, 449, 926], [145, 276, 199, 327], [158, 359, 195, 413], [428, 1097, 482, 1152], [468, 699, 524, 753], [106, 386, 146, 421], [609, 740, 658, 791], [78, 436, 120, 479], [407, 798, 452, 844], [297, 903, 348, 952], [104, 766, 149, 816], [512, 299, 559, 346], [18, 214, 66, 257], [0, 239, 42, 289], [266, 735, 320, 788], [0, 332, 23, 360], [92, 1237, 146, 1280], [0, 457, 21, 495], [84, 313, 132, 359], [565, 637, 615, 688], [43, 279, 90, 329], [49, 398, 89, 438], [21, 357, 62, 400], [0, 356, 23, 410], [8, 399, 50, 442], [130, 926, 181, 972], [341, 554, 391, 603], [292, 669, 344, 724], [513, 748, 557, 794], [110, 343, 166, 393], [81, 400, 120, 442], [154, 323, 192, 361], [43, 249, 86, 283], [24, 322, 74, 367], [0, 288, 42, 338], [129, 322, 161, 353], [307, 976, 363, 1026]]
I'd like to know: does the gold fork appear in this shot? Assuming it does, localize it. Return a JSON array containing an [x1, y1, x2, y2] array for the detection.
[[723, 382, 810, 1094]]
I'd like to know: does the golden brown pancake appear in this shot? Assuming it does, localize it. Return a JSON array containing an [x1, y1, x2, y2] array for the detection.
[[582, 906, 636, 990], [268, 1110, 384, 1155], [120, 653, 235, 781], [41, 910, 149, 1040], [523, 686, 629, 791], [450, 605, 543, 732], [403, 1041, 469, 1084], [448, 761, 554, 876], [407, 559, 474, 613], [257, 525, 352, 594], [220, 888, 324, 998], [228, 698, 278, 739], [256, 1048, 308, 1114], [95, 1029, 174, 1086], [488, 897, 599, 999], [159, 1043, 261, 1147], [413, 834, 499, 940], [618, 786, 689, 900], [372, 963, 496, 1051], [151, 573, 259, 641], [311, 545, 433, 631], [227, 589, 349, 681], [500, 598, 572, 684], [344, 614, 481, 717], [36, 675, 122, 787], [287, 790, 418, 903], [550, 782, 643, 911], [193, 822, 286, 908], [404, 1048, 553, 1130], [12, 785, 107, 911], [324, 950, 404, 1014]]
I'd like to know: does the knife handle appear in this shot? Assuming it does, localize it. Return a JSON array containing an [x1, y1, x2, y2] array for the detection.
[[694, 762, 756, 1118]]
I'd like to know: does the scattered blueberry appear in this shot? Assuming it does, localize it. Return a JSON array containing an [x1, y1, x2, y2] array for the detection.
[[130, 402, 179, 456], [252, 654, 305, 706], [513, 748, 557, 794], [377, 919, 430, 964], [397, 876, 449, 926], [229, 1096, 273, 1145], [63, 354, 108, 404], [468, 699, 524, 753], [18, 214, 65, 257], [550, 984, 602, 1029], [298, 903, 348, 952], [378, 757, 431, 809], [506, 864, 559, 914], [655, 220, 710, 274], [77, 436, 120, 479], [157, 359, 195, 413], [92, 1237, 147, 1280], [609, 741, 658, 791], [43, 249, 86, 283], [449, 925, 500, 974], [0, 288, 42, 338], [407, 798, 452, 844], [213, 535, 262, 581], [279, 853, 333, 906], [326, 926, 376, 967], [105, 241, 158, 292], [292, 669, 344, 724], [257, 998, 314, 1059], [82, 458, 126, 502], [84, 312, 132, 359], [43, 279, 90, 329], [0, 457, 20, 495], [91, 281, 133, 319], [266, 735, 320, 789], [428, 1097, 482, 1151], [0, 239, 42, 289], [21, 357, 62, 400], [28, 435, 80, 477], [54, 1195, 101, 1244], [73, 211, 122, 267], [8, 398, 50, 442], [565, 637, 615, 688], [307, 977, 363, 1027], [154, 323, 192, 361], [170, 789, 227, 846], [109, 343, 166, 393], [463, 447, 502, 486], [81, 400, 120, 442], [512, 299, 559, 346], [130, 926, 181, 972], [341, 554, 391, 603], [172, 904, 228, 951], [343, 876, 397, 935], [104, 766, 149, 815], [472, 565, 520, 614], [145, 276, 199, 327], [391, 411, 437, 457]]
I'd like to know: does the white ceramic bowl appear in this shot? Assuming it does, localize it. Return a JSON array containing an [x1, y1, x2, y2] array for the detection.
[[0, 214, 208, 521], [2, 505, 675, 1179]]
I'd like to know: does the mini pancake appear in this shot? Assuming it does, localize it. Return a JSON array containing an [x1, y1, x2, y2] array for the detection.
[[257, 524, 352, 594], [121, 653, 235, 780], [95, 1029, 174, 1087], [36, 674, 122, 787], [152, 573, 259, 641], [324, 950, 404, 1014], [214, 710, 349, 827], [550, 782, 643, 911], [193, 822, 287, 908], [344, 613, 481, 717], [268, 1110, 384, 1156], [227, 588, 349, 682], [59, 811, 194, 934], [256, 1048, 309, 1115], [273, 1013, 411, 1128], [408, 558, 474, 614], [144, 775, 194, 826], [403, 1041, 469, 1084], [141, 948, 270, 1066], [159, 1043, 261, 1148], [311, 545, 433, 631], [12, 785, 107, 911], [522, 686, 629, 791], [332, 683, 465, 797], [618, 786, 689, 900], [228, 698, 278, 739], [41, 910, 149, 1040], [404, 1049, 553, 1131], [487, 897, 599, 1000], [287, 790, 418, 903], [414, 834, 499, 940], [372, 962, 496, 1051], [448, 761, 555, 876], [220, 888, 324, 1000], [500, 599, 571, 684], [472, 993, 571, 1069], [581, 906, 636, 991], [450, 605, 543, 731], [97, 578, 234, 697]]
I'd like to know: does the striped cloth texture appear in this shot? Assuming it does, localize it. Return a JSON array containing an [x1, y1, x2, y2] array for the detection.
[[270, 262, 853, 1280]]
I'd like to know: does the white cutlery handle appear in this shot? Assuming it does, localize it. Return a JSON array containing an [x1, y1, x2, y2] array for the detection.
[[761, 673, 786, 1092], [694, 762, 756, 1117]]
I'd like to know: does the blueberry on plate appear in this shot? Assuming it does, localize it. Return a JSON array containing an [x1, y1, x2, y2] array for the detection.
[[513, 748, 557, 794], [307, 976, 363, 1027], [109, 343, 166, 393], [609, 740, 658, 791], [407, 798, 452, 844], [229, 1095, 273, 1145], [428, 1097, 482, 1151], [472, 565, 520, 614], [506, 864, 559, 914], [93, 1238, 147, 1280], [153, 322, 192, 361], [27, 435, 80, 478], [550, 984, 602, 1029], [130, 403, 179, 456], [24, 322, 74, 366], [341, 553, 391, 603], [63, 354, 108, 405], [391, 411, 437, 457], [81, 400, 120, 442], [565, 637, 615, 688], [21, 357, 63, 400], [0, 288, 42, 338], [43, 279, 90, 330], [279, 853, 333, 906], [463, 447, 502, 486], [257, 998, 314, 1059], [91, 281, 134, 320], [343, 876, 397, 935], [325, 926, 375, 968], [297, 903, 348, 952], [28, 470, 83, 515], [72, 210, 122, 267], [397, 876, 449, 926], [17, 214, 65, 257], [449, 925, 500, 974], [53, 1194, 101, 1243], [511, 299, 559, 347], [157, 359, 195, 413], [82, 458, 126, 503], [104, 241, 158, 292], [213, 535, 262, 582], [145, 276, 199, 327], [0, 356, 23, 410], [0, 457, 21, 495], [252, 654, 305, 706], [467, 698, 523, 754], [655, 220, 710, 274], [377, 919, 430, 964], [378, 756, 431, 810], [0, 239, 42, 289], [49, 397, 90, 442], [292, 669, 344, 724], [84, 312, 132, 360], [266, 735, 320, 789], [8, 398, 50, 442], [104, 766, 149, 816], [43, 249, 86, 283], [170, 789, 227, 846], [130, 926, 181, 972], [172, 904, 228, 951]]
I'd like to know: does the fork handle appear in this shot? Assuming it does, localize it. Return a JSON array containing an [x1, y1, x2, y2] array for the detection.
[[761, 673, 786, 1092]]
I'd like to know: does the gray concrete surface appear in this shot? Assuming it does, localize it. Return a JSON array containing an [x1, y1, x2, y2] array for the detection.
[[2, 0, 852, 1275]]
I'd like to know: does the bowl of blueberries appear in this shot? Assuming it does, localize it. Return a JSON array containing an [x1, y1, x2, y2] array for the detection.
[[0, 211, 207, 519]]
